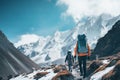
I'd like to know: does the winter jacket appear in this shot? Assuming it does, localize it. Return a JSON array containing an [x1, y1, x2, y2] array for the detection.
[[65, 53, 74, 65]]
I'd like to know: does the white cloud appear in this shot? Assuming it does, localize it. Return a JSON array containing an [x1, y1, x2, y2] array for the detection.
[[57, 0, 120, 22], [15, 34, 40, 47]]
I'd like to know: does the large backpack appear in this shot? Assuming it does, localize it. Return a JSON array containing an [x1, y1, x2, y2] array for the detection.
[[77, 34, 88, 53]]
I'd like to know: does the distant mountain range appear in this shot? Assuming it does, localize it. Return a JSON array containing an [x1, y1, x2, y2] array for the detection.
[[0, 31, 39, 79], [15, 14, 120, 64]]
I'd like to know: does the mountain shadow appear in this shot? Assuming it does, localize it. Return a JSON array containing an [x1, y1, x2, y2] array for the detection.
[[0, 30, 40, 79]]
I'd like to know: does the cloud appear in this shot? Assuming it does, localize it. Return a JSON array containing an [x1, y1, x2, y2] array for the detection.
[[14, 34, 40, 47], [57, 0, 120, 22]]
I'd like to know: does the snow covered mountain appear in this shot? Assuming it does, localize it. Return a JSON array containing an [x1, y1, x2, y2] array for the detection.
[[15, 34, 50, 58], [15, 14, 120, 64]]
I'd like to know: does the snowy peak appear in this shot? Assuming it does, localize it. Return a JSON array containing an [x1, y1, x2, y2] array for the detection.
[[15, 14, 120, 64], [15, 34, 40, 47], [16, 34, 50, 57]]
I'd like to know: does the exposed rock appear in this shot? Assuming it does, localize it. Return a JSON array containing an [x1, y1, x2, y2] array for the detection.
[[45, 54, 51, 61], [0, 30, 40, 79], [87, 60, 103, 76], [51, 64, 57, 68], [112, 52, 120, 59], [106, 59, 118, 67], [93, 20, 120, 57], [93, 59, 118, 73], [7, 75, 13, 80], [89, 57, 120, 80], [34, 72, 48, 80], [53, 66, 62, 73], [41, 67, 51, 71], [53, 65, 67, 73], [52, 70, 74, 80], [102, 60, 120, 80], [91, 58, 119, 75], [0, 76, 3, 80]]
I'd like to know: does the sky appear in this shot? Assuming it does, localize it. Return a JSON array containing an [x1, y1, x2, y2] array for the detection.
[[0, 0, 120, 43], [0, 0, 75, 42]]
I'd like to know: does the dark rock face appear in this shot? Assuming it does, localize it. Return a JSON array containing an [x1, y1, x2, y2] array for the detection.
[[87, 61, 103, 76], [0, 30, 40, 79], [93, 20, 120, 57], [45, 54, 51, 61]]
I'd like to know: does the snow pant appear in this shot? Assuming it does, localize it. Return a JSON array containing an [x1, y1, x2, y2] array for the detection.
[[78, 56, 87, 77], [68, 64, 72, 72]]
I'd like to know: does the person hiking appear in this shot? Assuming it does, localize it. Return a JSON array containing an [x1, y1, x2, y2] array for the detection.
[[74, 34, 91, 78], [65, 51, 74, 72]]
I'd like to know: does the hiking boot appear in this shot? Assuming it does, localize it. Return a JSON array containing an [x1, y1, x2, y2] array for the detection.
[[80, 73, 83, 76], [83, 74, 86, 78]]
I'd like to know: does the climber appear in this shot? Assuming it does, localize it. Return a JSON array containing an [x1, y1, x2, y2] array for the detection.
[[65, 51, 74, 72], [74, 34, 91, 78]]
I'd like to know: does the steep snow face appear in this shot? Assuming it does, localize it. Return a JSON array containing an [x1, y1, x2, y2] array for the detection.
[[15, 14, 120, 64]]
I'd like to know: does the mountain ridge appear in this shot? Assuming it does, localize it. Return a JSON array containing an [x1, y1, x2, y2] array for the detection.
[[15, 14, 120, 64]]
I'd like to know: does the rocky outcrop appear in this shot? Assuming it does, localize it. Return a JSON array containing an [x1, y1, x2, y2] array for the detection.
[[52, 70, 74, 80], [102, 60, 120, 80], [45, 54, 51, 61], [93, 20, 120, 57], [34, 72, 49, 80], [87, 60, 103, 76], [88, 54, 120, 80], [53, 65, 67, 73], [0, 30, 40, 79]]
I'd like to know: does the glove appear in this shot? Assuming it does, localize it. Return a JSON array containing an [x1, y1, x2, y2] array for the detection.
[[74, 56, 76, 59], [74, 56, 76, 62], [88, 56, 90, 60]]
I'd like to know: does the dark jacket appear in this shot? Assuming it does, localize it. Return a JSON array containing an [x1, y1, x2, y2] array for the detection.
[[65, 53, 74, 66]]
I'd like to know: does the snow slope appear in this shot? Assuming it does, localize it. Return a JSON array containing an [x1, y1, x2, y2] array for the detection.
[[90, 66, 115, 80], [10, 69, 56, 80], [15, 14, 120, 64]]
